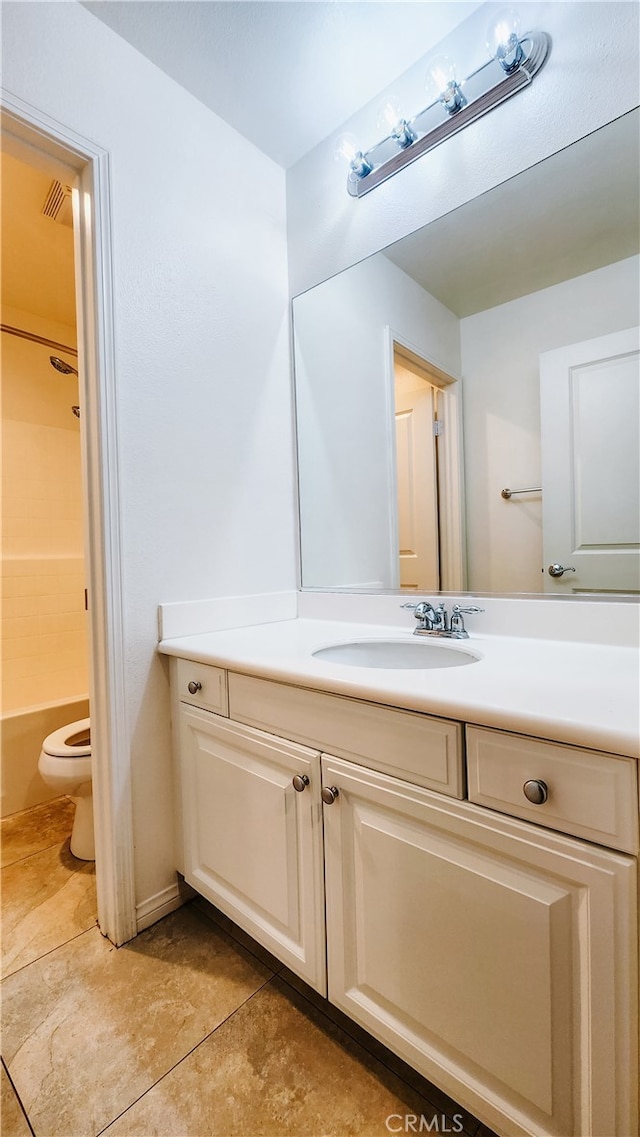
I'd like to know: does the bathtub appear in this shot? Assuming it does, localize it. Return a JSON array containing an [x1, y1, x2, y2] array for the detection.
[[1, 697, 90, 818]]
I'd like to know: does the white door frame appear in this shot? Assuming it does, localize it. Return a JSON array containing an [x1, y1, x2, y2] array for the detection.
[[384, 327, 467, 592], [1, 90, 137, 945]]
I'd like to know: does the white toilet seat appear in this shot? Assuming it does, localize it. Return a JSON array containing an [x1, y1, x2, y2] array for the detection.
[[42, 717, 91, 758], [38, 716, 94, 859]]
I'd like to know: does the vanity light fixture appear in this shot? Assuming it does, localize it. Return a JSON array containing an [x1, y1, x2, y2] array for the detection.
[[341, 19, 550, 198]]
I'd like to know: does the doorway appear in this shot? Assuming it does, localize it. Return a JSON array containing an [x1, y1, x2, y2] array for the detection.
[[394, 357, 442, 590], [389, 337, 466, 593], [1, 148, 88, 801], [0, 145, 98, 969], [1, 94, 135, 945]]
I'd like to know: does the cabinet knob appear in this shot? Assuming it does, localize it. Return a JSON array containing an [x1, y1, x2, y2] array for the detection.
[[321, 786, 340, 805], [523, 779, 548, 805], [187, 680, 202, 695], [292, 774, 310, 792]]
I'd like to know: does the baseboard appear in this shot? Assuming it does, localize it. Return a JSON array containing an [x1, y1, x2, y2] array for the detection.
[[136, 878, 195, 933]]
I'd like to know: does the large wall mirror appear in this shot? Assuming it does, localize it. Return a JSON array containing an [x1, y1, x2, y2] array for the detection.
[[293, 110, 639, 598]]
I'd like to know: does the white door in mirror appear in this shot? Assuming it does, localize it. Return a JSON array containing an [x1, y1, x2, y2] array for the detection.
[[540, 327, 640, 593]]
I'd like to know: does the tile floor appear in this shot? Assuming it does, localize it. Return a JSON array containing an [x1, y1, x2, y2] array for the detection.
[[1, 798, 499, 1137]]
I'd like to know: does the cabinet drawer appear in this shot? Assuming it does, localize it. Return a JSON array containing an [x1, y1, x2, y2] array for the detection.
[[467, 726, 639, 853], [228, 672, 464, 798], [176, 658, 228, 715]]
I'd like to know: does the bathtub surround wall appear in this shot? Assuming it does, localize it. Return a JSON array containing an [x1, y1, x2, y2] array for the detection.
[[1, 307, 87, 714], [1, 303, 90, 816], [1, 1, 294, 919]]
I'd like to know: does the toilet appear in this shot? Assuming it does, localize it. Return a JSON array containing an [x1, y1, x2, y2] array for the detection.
[[38, 718, 94, 860]]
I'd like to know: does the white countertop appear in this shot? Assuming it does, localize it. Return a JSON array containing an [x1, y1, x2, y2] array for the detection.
[[158, 618, 640, 759]]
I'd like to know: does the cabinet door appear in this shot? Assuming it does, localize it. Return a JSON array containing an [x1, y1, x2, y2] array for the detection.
[[180, 707, 326, 993], [321, 755, 637, 1137]]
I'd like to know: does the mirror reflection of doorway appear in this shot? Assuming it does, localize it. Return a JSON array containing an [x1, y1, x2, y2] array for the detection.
[[395, 364, 440, 589], [393, 344, 456, 590]]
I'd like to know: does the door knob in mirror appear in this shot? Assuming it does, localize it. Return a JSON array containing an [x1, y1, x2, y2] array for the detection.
[[548, 564, 576, 578]]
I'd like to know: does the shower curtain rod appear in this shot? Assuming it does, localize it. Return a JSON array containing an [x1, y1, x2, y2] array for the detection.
[[1, 323, 78, 356]]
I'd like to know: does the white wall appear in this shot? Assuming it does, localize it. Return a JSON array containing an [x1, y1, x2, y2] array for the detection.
[[1, 2, 296, 911], [460, 256, 640, 592], [294, 254, 459, 587], [286, 2, 640, 296]]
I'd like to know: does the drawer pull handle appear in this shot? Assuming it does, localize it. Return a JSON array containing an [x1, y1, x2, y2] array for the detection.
[[321, 786, 340, 805], [523, 779, 548, 805], [187, 680, 202, 695], [292, 774, 310, 792]]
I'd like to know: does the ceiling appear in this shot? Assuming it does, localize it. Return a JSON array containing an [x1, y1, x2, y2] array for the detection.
[[383, 110, 640, 317], [1, 151, 77, 327], [81, 1, 482, 168]]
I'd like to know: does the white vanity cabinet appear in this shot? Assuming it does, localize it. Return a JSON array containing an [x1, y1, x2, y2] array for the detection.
[[321, 753, 637, 1137], [177, 694, 327, 993], [169, 657, 638, 1137]]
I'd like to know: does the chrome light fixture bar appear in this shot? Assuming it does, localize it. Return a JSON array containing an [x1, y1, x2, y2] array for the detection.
[[346, 30, 550, 198]]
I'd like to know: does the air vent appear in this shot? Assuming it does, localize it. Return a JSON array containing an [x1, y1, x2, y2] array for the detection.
[[42, 179, 73, 227]]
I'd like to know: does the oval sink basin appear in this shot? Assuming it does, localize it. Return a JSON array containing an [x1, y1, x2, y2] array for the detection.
[[312, 639, 479, 670]]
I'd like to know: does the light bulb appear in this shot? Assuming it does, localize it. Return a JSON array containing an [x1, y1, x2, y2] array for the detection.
[[334, 134, 372, 179], [377, 100, 417, 149], [377, 101, 401, 135], [335, 133, 358, 165], [486, 8, 524, 72], [425, 55, 466, 115]]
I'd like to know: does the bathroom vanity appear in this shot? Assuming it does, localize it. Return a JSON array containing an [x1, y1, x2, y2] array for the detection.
[[159, 608, 639, 1137]]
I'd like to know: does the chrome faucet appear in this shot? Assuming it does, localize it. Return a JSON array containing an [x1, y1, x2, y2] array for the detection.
[[401, 600, 484, 639]]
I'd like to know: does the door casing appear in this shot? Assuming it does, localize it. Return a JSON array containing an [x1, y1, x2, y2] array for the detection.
[[384, 327, 466, 591], [1, 90, 137, 945]]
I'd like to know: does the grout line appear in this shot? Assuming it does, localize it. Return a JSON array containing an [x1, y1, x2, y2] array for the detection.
[[0, 836, 74, 870], [0, 918, 99, 982], [188, 905, 485, 1135], [1, 798, 76, 869], [1, 1056, 36, 1137], [93, 975, 275, 1137], [275, 970, 483, 1135]]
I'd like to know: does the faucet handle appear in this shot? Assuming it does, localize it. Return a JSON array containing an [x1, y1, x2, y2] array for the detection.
[[450, 604, 484, 639], [400, 600, 438, 630], [401, 601, 436, 617]]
